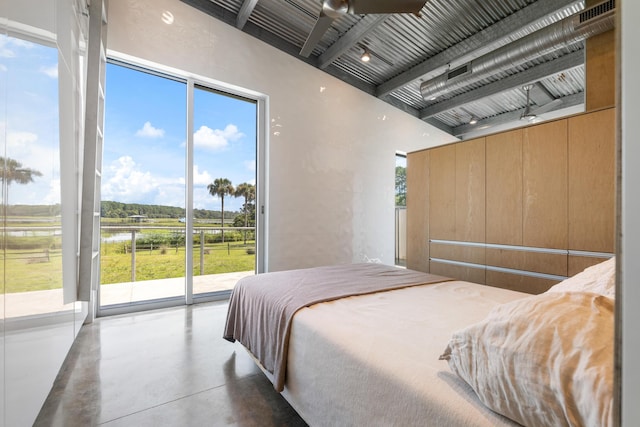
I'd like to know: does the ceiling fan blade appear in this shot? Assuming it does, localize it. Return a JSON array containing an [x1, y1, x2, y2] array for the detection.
[[530, 98, 563, 115], [300, 12, 335, 57], [350, 0, 427, 15]]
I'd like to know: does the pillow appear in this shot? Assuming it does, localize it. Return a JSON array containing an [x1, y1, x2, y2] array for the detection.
[[440, 292, 613, 427], [546, 257, 615, 299]]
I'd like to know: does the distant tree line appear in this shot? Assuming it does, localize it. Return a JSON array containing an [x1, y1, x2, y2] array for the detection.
[[6, 204, 62, 217], [396, 165, 406, 207], [101, 201, 240, 220]]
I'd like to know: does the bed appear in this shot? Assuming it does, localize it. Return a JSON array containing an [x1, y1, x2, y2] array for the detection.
[[223, 261, 615, 427]]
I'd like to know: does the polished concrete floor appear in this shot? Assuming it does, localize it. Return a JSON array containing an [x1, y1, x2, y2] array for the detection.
[[35, 302, 308, 426]]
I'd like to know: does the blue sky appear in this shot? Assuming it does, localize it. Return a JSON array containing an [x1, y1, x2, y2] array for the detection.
[[103, 63, 257, 212], [2, 35, 256, 212], [1, 34, 60, 207]]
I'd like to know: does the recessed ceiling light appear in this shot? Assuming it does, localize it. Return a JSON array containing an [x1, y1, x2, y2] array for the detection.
[[162, 11, 174, 25]]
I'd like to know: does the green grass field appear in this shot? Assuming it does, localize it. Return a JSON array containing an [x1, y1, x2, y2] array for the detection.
[[1, 249, 64, 293], [100, 241, 256, 284], [2, 240, 255, 293], [4, 215, 255, 293]]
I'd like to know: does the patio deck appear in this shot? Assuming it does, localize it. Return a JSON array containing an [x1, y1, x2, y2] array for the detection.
[[2, 271, 253, 318]]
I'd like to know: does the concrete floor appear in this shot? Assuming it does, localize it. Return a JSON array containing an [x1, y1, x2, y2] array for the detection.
[[35, 301, 308, 426]]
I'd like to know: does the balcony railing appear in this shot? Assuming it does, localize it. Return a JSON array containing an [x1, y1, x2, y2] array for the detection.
[[100, 224, 256, 283]]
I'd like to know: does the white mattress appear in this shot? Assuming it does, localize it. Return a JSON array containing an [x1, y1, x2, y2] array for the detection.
[[279, 280, 529, 426]]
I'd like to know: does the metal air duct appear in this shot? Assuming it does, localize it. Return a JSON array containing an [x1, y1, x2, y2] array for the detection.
[[420, 0, 615, 101]]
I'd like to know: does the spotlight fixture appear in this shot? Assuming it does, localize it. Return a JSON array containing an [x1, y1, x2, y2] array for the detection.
[[469, 117, 478, 125], [360, 47, 371, 62]]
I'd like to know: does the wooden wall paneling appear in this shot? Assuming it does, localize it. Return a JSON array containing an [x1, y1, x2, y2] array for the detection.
[[455, 137, 486, 243], [406, 150, 430, 272], [430, 261, 485, 285], [486, 129, 523, 245], [485, 248, 567, 277], [522, 120, 568, 250], [569, 255, 612, 277], [485, 270, 560, 294], [430, 243, 485, 265], [429, 144, 456, 240], [586, 30, 615, 111], [568, 108, 615, 253]]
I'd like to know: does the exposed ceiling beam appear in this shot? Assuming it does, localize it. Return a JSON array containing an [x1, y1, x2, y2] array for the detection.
[[317, 15, 389, 69], [419, 50, 584, 119], [236, 0, 259, 30], [381, 95, 420, 118], [451, 91, 584, 138], [423, 118, 454, 136], [181, 0, 238, 24], [529, 82, 555, 105], [376, 0, 583, 98], [181, 0, 382, 95]]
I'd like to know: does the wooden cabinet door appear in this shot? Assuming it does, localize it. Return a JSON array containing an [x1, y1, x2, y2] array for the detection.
[[406, 150, 430, 272], [568, 108, 615, 252], [429, 144, 456, 240], [486, 129, 523, 245], [455, 137, 486, 243], [523, 120, 568, 249]]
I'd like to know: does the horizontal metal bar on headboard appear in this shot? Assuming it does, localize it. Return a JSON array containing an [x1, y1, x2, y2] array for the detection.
[[430, 239, 614, 259], [430, 239, 485, 248], [484, 265, 567, 281], [429, 257, 568, 281], [484, 243, 566, 255], [568, 250, 615, 258]]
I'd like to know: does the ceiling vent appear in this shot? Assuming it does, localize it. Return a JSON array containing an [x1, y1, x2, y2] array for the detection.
[[447, 64, 470, 80], [579, 0, 615, 24], [420, 0, 616, 102]]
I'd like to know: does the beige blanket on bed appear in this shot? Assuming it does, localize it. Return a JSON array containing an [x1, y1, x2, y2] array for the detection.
[[223, 263, 449, 391]]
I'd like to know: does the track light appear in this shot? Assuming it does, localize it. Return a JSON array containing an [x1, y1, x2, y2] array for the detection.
[[360, 48, 371, 62], [469, 117, 478, 125], [520, 85, 537, 121]]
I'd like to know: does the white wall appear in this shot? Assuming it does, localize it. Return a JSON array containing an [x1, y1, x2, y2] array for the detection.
[[106, 0, 453, 271], [620, 1, 640, 425]]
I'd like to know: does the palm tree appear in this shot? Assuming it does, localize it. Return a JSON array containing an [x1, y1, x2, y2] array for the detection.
[[207, 178, 234, 243], [234, 183, 255, 244], [0, 156, 43, 205]]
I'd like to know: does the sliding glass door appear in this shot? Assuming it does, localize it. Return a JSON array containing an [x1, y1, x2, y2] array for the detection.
[[191, 86, 257, 298], [99, 62, 260, 312], [100, 63, 187, 307]]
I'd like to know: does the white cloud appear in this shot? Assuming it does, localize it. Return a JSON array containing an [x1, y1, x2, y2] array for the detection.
[[43, 178, 61, 205], [0, 35, 34, 58], [6, 131, 40, 162], [193, 165, 213, 186], [40, 64, 58, 79], [9, 38, 35, 49], [135, 121, 165, 138], [102, 156, 159, 202], [244, 160, 256, 172], [0, 41, 15, 58], [193, 124, 244, 151], [7, 131, 38, 146]]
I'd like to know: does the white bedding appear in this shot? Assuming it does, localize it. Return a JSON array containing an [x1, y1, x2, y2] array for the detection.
[[278, 280, 529, 426]]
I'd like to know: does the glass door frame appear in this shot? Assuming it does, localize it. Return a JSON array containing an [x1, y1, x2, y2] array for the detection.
[[97, 57, 267, 316]]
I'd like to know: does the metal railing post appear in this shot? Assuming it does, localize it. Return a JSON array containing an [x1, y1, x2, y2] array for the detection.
[[131, 229, 136, 282], [200, 230, 204, 275]]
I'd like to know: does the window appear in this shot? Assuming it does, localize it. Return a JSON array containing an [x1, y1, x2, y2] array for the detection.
[[395, 153, 407, 266], [99, 61, 264, 313]]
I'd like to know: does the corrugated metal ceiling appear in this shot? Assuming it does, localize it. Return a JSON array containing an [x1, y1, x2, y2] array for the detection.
[[184, 0, 598, 138]]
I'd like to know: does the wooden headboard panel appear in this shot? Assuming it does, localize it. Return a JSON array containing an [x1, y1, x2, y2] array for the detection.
[[406, 107, 615, 294]]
